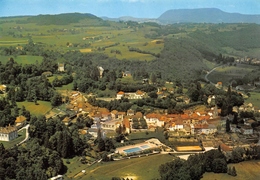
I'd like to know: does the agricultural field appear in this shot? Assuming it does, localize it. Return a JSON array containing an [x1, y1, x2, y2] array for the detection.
[[207, 64, 258, 85], [64, 154, 174, 180], [0, 16, 164, 61], [0, 55, 43, 64], [17, 101, 52, 116], [202, 160, 260, 180]]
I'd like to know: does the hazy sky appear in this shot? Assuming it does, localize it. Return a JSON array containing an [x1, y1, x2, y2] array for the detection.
[[0, 0, 259, 18]]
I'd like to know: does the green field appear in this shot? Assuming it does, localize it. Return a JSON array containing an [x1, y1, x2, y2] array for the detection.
[[0, 55, 43, 64], [64, 154, 174, 180], [203, 160, 260, 180], [0, 129, 26, 149], [17, 101, 52, 116], [245, 92, 260, 109], [0, 16, 163, 61]]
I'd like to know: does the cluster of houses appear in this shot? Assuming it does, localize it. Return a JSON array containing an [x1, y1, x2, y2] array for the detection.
[[235, 57, 260, 65], [60, 91, 229, 139], [116, 90, 146, 100]]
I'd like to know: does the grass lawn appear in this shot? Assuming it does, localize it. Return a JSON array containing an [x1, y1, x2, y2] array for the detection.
[[48, 75, 63, 83], [67, 154, 174, 180], [17, 101, 52, 116], [56, 83, 74, 91], [0, 129, 26, 149], [202, 160, 260, 180]]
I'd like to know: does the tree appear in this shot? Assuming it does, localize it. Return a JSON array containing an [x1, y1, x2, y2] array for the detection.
[[51, 92, 62, 107], [231, 166, 237, 176], [211, 158, 227, 173], [97, 138, 105, 152], [226, 119, 230, 133]]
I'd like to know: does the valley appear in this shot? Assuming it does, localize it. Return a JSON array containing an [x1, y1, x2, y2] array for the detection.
[[0, 9, 260, 180]]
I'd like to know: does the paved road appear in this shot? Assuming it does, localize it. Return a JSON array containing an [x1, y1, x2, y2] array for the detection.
[[17, 124, 30, 146], [204, 66, 221, 85]]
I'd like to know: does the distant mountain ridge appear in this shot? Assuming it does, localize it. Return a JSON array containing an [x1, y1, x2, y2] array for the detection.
[[158, 8, 260, 24], [101, 16, 158, 23]]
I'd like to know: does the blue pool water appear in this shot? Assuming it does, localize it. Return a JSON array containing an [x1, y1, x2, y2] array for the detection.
[[123, 147, 142, 153], [140, 145, 150, 149]]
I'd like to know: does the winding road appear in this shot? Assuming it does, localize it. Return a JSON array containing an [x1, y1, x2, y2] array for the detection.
[[204, 66, 221, 85]]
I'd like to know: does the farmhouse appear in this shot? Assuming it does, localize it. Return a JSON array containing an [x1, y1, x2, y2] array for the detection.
[[0, 126, 18, 141]]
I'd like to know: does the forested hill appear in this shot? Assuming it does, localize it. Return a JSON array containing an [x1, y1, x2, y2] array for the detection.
[[158, 8, 260, 24], [18, 13, 101, 25], [149, 37, 212, 81]]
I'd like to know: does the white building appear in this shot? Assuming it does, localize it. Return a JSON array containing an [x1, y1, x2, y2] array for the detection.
[[0, 126, 18, 141]]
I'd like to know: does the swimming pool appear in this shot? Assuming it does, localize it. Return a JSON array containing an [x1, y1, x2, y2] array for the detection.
[[123, 147, 142, 153]]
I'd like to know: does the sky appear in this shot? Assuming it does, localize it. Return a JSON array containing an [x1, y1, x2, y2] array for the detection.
[[0, 0, 260, 18]]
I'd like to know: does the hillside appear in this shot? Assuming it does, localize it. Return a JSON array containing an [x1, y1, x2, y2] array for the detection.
[[158, 8, 260, 24], [18, 13, 101, 25]]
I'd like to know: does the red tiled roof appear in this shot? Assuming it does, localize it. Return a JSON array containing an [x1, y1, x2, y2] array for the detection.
[[123, 118, 130, 128], [117, 91, 125, 95], [136, 90, 144, 95]]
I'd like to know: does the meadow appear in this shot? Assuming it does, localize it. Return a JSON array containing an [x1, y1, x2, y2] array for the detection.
[[17, 101, 52, 116], [64, 154, 174, 180], [202, 160, 260, 180], [244, 92, 260, 109]]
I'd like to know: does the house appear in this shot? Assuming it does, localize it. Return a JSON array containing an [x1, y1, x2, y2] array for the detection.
[[62, 116, 71, 126], [111, 110, 118, 119], [117, 112, 126, 120], [135, 90, 145, 99], [101, 120, 121, 131], [169, 120, 184, 131], [116, 91, 125, 99], [144, 113, 164, 127], [58, 63, 65, 72], [15, 115, 27, 129], [123, 118, 131, 134], [123, 71, 131, 77], [97, 66, 104, 78], [0, 126, 18, 141], [215, 82, 222, 89], [16, 46, 23, 50], [0, 85, 7, 93], [127, 109, 135, 116]]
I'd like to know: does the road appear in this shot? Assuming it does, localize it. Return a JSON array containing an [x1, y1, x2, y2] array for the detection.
[[204, 66, 221, 85], [17, 124, 30, 146]]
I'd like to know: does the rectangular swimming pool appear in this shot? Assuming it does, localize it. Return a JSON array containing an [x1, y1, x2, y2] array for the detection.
[[123, 147, 142, 153]]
